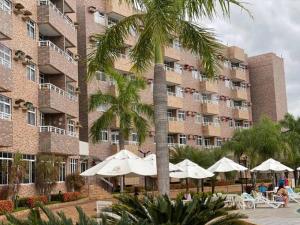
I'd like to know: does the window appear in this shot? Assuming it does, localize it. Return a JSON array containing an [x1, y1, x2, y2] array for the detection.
[[27, 106, 36, 126], [99, 130, 108, 142], [0, 152, 12, 185], [179, 135, 186, 145], [225, 79, 231, 88], [175, 86, 184, 97], [229, 119, 234, 128], [111, 131, 119, 144], [22, 154, 36, 184], [178, 111, 185, 121], [0, 43, 11, 68], [204, 138, 210, 146], [0, 95, 11, 120], [0, 0, 12, 13], [168, 135, 175, 144], [67, 84, 75, 95], [80, 161, 88, 173], [70, 159, 78, 174], [192, 70, 199, 79], [196, 136, 203, 146], [40, 112, 45, 126], [27, 20, 36, 39], [193, 92, 201, 101], [59, 163, 66, 182], [216, 138, 222, 147], [26, 63, 36, 81], [195, 113, 202, 124], [243, 121, 249, 128], [132, 133, 138, 142], [67, 119, 76, 135], [97, 104, 110, 112], [174, 63, 182, 74], [94, 11, 106, 25]]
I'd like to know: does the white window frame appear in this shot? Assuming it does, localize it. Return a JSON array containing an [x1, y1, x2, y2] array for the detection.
[[26, 63, 36, 82], [179, 134, 187, 145], [80, 161, 88, 173], [99, 130, 108, 142], [0, 0, 12, 13], [70, 158, 78, 174], [58, 162, 66, 182], [67, 119, 76, 135], [193, 92, 201, 102], [178, 111, 186, 121], [27, 20, 36, 39], [22, 154, 36, 184], [0, 95, 11, 120], [0, 152, 12, 185], [27, 106, 36, 126], [0, 43, 11, 68], [195, 113, 202, 124], [204, 138, 210, 146], [196, 136, 203, 146], [229, 119, 234, 128], [131, 133, 139, 143], [216, 138, 222, 147], [168, 135, 175, 144], [111, 131, 119, 144]]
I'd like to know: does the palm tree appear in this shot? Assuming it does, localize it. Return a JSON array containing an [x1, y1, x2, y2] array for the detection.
[[87, 0, 249, 195], [89, 70, 153, 150], [103, 194, 248, 225], [280, 113, 300, 185]]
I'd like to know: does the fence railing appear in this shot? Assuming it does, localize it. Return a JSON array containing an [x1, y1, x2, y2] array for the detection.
[[201, 99, 219, 105], [38, 40, 76, 64], [202, 121, 220, 127], [39, 126, 78, 137], [37, 0, 76, 30], [233, 106, 248, 111], [40, 83, 78, 102], [164, 65, 182, 74], [0, 112, 11, 120]]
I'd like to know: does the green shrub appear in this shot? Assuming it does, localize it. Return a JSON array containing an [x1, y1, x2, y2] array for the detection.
[[66, 173, 85, 192]]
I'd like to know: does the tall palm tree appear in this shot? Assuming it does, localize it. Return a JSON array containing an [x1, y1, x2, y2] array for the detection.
[[280, 113, 300, 185], [87, 0, 249, 195], [89, 70, 153, 150]]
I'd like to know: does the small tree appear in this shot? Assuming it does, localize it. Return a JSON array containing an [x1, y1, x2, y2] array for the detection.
[[65, 173, 85, 192], [8, 152, 26, 201], [35, 154, 61, 198]]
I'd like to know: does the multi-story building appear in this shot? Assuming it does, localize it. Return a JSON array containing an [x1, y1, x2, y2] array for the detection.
[[0, 0, 81, 197], [76, 0, 274, 163], [0, 0, 288, 196]]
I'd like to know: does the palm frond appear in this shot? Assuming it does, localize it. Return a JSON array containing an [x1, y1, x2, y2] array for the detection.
[[89, 91, 117, 112]]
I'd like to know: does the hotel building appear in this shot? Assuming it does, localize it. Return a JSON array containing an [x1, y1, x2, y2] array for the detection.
[[0, 0, 288, 196]]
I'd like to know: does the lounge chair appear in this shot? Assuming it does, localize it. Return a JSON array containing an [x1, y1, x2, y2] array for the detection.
[[240, 193, 256, 209], [285, 186, 300, 203], [252, 191, 284, 208]]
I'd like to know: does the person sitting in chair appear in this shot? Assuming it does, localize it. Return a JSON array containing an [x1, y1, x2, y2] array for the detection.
[[276, 184, 289, 207]]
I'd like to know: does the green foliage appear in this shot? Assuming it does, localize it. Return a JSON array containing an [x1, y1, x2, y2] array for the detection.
[[222, 117, 287, 167], [89, 70, 153, 146], [65, 173, 85, 192], [35, 154, 62, 196], [103, 194, 247, 225]]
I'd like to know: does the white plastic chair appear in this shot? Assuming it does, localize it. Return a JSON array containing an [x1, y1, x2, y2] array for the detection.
[[252, 191, 284, 208], [286, 186, 300, 203], [240, 193, 256, 209]]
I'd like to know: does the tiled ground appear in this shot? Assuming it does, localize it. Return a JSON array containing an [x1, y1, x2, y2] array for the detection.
[[239, 203, 300, 225]]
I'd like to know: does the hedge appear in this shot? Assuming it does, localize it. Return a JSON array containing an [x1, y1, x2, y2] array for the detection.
[[62, 192, 81, 202], [27, 196, 48, 208]]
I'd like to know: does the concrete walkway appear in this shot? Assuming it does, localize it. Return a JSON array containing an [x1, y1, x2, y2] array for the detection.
[[240, 203, 300, 225]]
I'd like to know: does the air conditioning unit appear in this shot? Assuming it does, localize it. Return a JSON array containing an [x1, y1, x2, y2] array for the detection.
[[13, 50, 26, 61], [13, 99, 25, 109], [21, 10, 32, 21], [13, 3, 25, 15], [88, 6, 96, 13], [22, 55, 33, 65]]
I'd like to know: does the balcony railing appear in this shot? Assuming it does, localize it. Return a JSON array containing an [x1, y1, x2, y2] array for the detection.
[[233, 106, 248, 111], [167, 91, 183, 98], [168, 116, 185, 122], [0, 112, 11, 121], [39, 126, 78, 137], [232, 86, 247, 91], [201, 99, 219, 105], [39, 41, 76, 64], [0, 0, 11, 14], [38, 0, 76, 30], [202, 121, 220, 127], [164, 65, 182, 75], [40, 83, 78, 102]]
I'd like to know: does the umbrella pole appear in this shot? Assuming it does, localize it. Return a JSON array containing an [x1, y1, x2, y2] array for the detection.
[[186, 178, 189, 192], [144, 176, 147, 192], [241, 171, 244, 193], [120, 176, 125, 192]]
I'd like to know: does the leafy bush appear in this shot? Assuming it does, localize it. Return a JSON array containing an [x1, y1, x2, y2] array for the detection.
[[0, 200, 13, 214], [17, 197, 29, 208], [66, 173, 85, 191], [62, 192, 81, 202], [50, 193, 63, 202], [27, 196, 48, 208]]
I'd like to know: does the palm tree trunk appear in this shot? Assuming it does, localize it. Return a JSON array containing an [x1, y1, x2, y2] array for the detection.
[[119, 132, 125, 192], [153, 44, 169, 195]]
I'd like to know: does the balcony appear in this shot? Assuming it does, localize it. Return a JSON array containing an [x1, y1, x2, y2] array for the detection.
[[202, 123, 221, 137], [200, 80, 218, 93], [38, 41, 78, 81], [0, 112, 12, 147], [228, 46, 246, 62], [165, 46, 181, 61], [168, 118, 185, 133], [114, 54, 132, 72], [37, 1, 77, 47], [231, 67, 247, 81], [0, 7, 12, 40], [201, 100, 219, 115], [39, 83, 78, 118], [0, 60, 12, 92], [39, 126, 79, 155], [64, 0, 76, 13], [165, 66, 182, 85], [233, 107, 250, 120], [232, 88, 248, 100], [106, 0, 133, 17], [167, 92, 183, 109]]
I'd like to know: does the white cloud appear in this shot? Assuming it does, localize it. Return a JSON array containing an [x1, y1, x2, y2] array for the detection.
[[204, 0, 299, 116]]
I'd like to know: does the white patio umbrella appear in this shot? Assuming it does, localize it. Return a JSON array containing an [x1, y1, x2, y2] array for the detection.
[[207, 157, 247, 193], [251, 158, 293, 172], [170, 159, 214, 192], [80, 149, 156, 192], [208, 157, 248, 173], [143, 154, 182, 173]]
